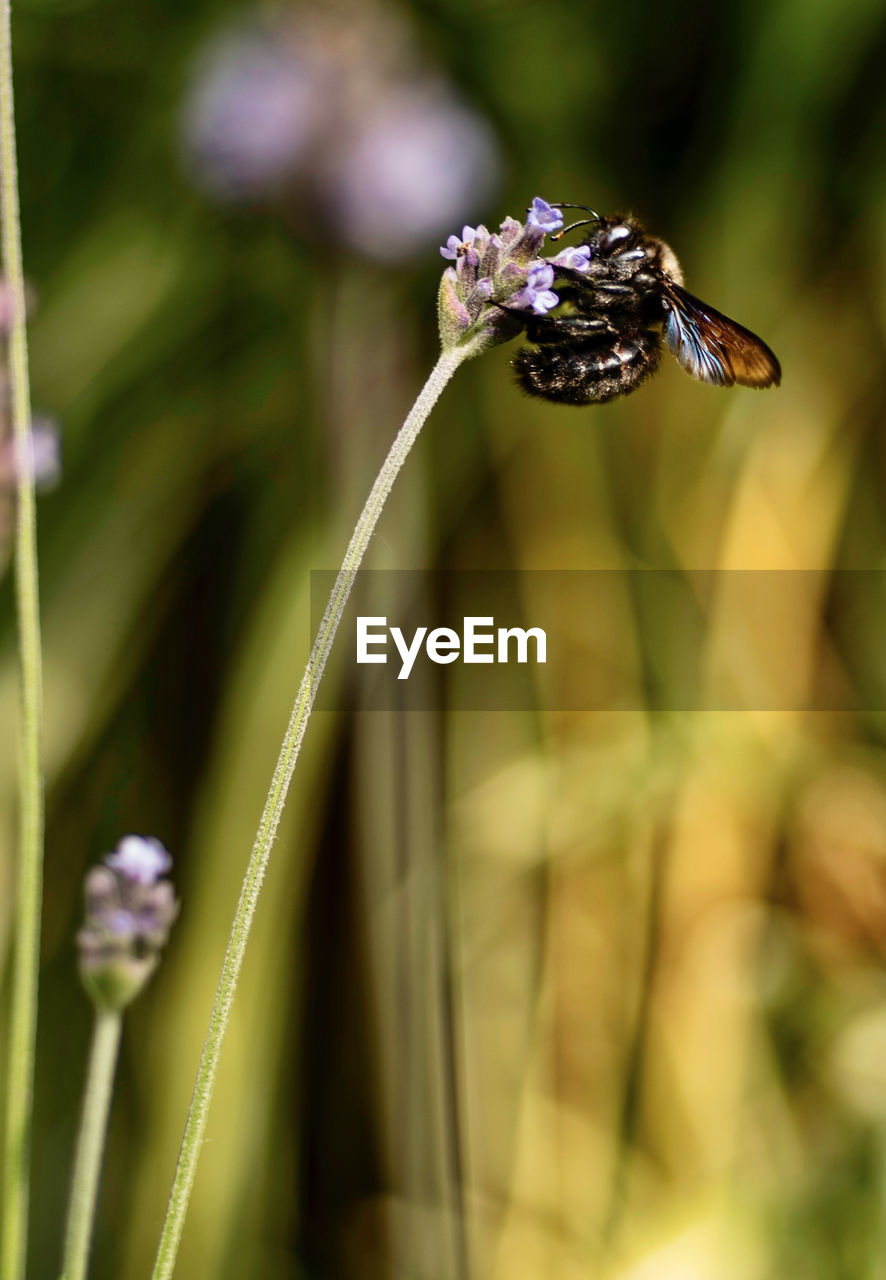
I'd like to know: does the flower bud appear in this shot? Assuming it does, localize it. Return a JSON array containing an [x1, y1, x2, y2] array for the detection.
[[77, 836, 179, 1012]]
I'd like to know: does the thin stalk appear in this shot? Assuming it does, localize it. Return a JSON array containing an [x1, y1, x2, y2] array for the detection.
[[150, 343, 469, 1279], [0, 2, 45, 1279], [59, 1010, 123, 1280]]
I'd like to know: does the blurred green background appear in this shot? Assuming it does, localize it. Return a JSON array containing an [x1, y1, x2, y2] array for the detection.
[[3, 0, 886, 1276]]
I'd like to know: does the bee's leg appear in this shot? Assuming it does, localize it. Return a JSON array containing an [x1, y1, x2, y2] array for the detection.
[[549, 265, 598, 286], [490, 301, 614, 345], [543, 284, 591, 308], [522, 314, 616, 345]]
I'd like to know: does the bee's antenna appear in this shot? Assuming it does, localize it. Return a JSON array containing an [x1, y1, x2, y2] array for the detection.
[[551, 202, 601, 219], [546, 202, 601, 241], [553, 218, 594, 239]]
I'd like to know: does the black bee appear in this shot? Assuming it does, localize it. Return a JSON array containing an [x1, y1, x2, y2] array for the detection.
[[509, 206, 781, 405]]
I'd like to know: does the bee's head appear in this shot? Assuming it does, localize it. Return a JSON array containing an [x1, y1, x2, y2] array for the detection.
[[594, 218, 639, 255]]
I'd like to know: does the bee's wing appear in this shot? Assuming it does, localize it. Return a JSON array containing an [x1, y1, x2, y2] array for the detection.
[[662, 282, 781, 388]]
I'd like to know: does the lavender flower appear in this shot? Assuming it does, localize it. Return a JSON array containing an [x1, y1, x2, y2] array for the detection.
[[437, 196, 588, 353], [325, 89, 499, 261], [0, 417, 62, 491], [0, 279, 17, 333], [0, 277, 58, 499], [526, 197, 564, 234], [548, 243, 593, 272], [0, 414, 60, 582], [105, 834, 172, 885], [181, 29, 321, 201], [77, 836, 179, 1011], [511, 262, 560, 315], [440, 225, 486, 261], [0, 276, 36, 333], [180, 7, 502, 262]]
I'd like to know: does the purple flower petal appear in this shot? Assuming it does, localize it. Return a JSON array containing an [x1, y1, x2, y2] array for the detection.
[[529, 289, 559, 315], [106, 836, 172, 886], [108, 909, 138, 939], [11, 419, 62, 490], [509, 260, 560, 315], [526, 197, 563, 234], [548, 244, 592, 272], [526, 262, 555, 291]]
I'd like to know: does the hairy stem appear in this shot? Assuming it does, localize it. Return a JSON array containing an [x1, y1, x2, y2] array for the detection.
[[0, 2, 45, 1278], [150, 344, 468, 1278], [59, 1010, 123, 1280]]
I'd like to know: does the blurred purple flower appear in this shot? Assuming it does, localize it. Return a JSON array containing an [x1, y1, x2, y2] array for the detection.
[[0, 277, 36, 333], [325, 89, 499, 261], [0, 418, 61, 492], [0, 280, 16, 333], [17, 419, 61, 488], [106, 834, 172, 885], [108, 909, 138, 939], [180, 8, 502, 262], [182, 29, 321, 201], [78, 837, 179, 1011]]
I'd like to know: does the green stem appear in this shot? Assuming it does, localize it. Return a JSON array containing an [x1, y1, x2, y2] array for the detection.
[[59, 1010, 123, 1280], [150, 344, 469, 1278], [0, 2, 45, 1278]]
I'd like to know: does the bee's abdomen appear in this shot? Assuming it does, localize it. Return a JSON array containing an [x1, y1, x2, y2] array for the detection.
[[514, 329, 661, 405]]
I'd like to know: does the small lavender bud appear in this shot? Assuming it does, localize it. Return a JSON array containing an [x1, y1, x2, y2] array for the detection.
[[77, 836, 179, 1012], [437, 268, 474, 350]]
